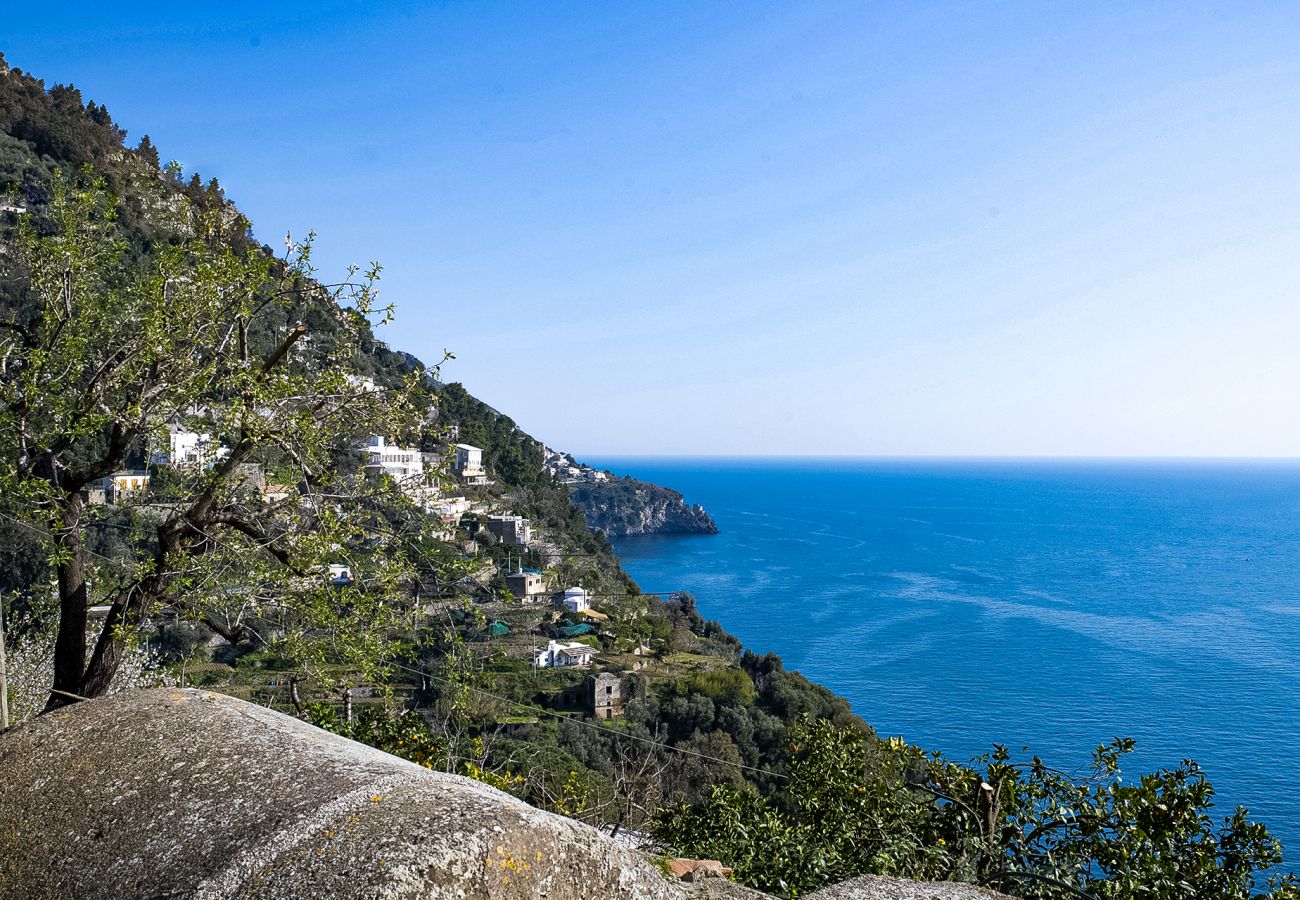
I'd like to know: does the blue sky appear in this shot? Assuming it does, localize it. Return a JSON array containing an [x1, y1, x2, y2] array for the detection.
[[6, 2, 1300, 456]]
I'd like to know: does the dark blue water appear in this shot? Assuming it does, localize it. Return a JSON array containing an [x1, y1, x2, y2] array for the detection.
[[591, 458, 1300, 865]]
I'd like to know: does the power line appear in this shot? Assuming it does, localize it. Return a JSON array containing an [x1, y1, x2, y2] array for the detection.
[[0, 510, 130, 569]]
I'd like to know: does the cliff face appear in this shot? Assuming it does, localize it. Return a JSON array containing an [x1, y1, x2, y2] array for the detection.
[[569, 478, 720, 536]]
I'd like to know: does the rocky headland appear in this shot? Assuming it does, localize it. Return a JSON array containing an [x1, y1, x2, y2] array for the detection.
[[568, 477, 720, 536]]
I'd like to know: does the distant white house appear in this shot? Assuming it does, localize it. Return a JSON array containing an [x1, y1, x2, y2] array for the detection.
[[561, 587, 590, 614], [345, 374, 381, 393], [533, 639, 597, 669], [365, 436, 425, 483], [152, 425, 222, 467], [328, 563, 353, 585], [454, 444, 488, 484], [427, 496, 472, 523], [93, 470, 150, 503]]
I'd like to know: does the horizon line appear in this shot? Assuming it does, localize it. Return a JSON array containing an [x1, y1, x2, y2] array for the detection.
[[574, 453, 1300, 462]]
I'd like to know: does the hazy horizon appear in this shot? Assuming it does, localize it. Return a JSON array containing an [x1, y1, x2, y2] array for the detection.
[[584, 453, 1300, 462], [7, 2, 1300, 457]]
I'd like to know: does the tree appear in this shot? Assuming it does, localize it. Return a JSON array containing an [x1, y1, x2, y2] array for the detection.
[[134, 135, 159, 169], [654, 717, 1299, 899], [0, 601, 172, 725], [0, 171, 426, 710]]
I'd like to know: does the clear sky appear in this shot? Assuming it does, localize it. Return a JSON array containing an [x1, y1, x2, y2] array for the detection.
[[5, 2, 1300, 456]]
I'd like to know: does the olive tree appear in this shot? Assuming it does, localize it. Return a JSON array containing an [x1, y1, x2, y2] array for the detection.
[[0, 173, 427, 710]]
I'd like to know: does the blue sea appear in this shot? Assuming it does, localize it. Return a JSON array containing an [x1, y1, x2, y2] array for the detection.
[[590, 458, 1300, 866]]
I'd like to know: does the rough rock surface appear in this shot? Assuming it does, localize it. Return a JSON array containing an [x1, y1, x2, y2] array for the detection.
[[682, 881, 772, 899], [569, 478, 719, 536], [804, 875, 1013, 900], [0, 688, 689, 900], [0, 688, 1015, 900]]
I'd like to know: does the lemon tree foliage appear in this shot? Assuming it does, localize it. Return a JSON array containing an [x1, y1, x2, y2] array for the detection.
[[654, 717, 1298, 899], [0, 173, 430, 709]]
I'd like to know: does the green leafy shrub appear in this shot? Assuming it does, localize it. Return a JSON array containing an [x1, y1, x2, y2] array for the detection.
[[655, 718, 1299, 900]]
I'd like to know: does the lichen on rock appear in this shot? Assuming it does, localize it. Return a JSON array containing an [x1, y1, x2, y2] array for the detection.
[[0, 689, 686, 899]]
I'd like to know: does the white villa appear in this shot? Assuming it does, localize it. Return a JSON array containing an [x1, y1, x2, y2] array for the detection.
[[345, 374, 381, 393], [93, 470, 150, 503], [533, 640, 597, 669], [454, 444, 488, 484], [151, 425, 222, 467], [365, 436, 425, 483], [262, 483, 293, 505], [427, 496, 472, 523], [561, 587, 591, 614]]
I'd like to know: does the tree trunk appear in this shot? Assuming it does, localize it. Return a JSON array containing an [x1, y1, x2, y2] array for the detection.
[[80, 514, 184, 702], [79, 576, 164, 700], [288, 676, 304, 716], [342, 686, 353, 724], [200, 613, 246, 646], [1, 593, 10, 729], [46, 496, 88, 711], [78, 628, 127, 700]]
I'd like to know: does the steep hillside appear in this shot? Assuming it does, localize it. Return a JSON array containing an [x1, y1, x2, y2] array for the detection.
[[0, 48, 858, 817]]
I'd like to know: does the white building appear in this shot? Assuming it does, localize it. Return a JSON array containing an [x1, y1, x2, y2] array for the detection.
[[152, 425, 221, 467], [454, 444, 488, 484], [94, 470, 151, 503], [427, 496, 472, 523], [561, 587, 591, 614], [262, 483, 292, 505], [533, 639, 597, 669], [365, 436, 425, 483], [345, 374, 381, 393], [328, 563, 353, 585]]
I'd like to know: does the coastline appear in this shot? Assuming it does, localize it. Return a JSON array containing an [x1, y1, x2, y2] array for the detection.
[[600, 456, 1300, 865]]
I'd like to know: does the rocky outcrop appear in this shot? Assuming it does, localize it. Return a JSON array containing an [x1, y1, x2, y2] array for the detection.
[[0, 688, 1014, 900], [569, 478, 719, 536], [0, 688, 690, 900], [805, 875, 1013, 899]]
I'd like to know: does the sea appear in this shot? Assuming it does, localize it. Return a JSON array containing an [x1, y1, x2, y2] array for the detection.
[[589, 458, 1300, 867]]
